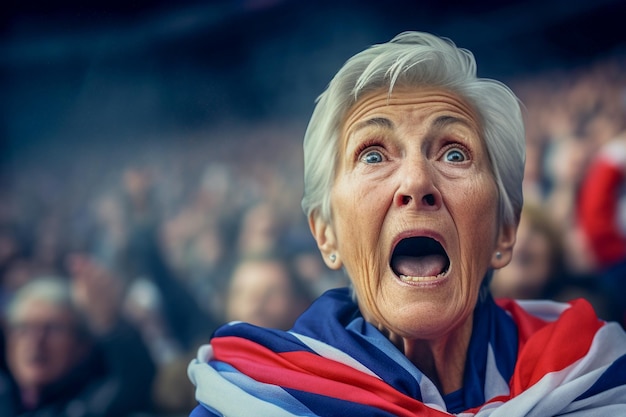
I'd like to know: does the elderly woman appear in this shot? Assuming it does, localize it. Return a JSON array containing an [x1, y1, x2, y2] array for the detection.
[[188, 32, 626, 416]]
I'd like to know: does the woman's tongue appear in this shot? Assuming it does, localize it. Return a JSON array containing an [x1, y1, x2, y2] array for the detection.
[[392, 254, 446, 277]]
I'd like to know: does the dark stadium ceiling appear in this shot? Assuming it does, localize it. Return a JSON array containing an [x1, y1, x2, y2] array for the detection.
[[2, 0, 625, 74]]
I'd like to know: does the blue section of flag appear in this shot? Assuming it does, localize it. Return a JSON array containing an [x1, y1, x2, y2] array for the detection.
[[577, 350, 626, 401]]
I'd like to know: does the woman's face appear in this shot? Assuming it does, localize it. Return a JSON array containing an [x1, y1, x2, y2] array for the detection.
[[312, 87, 515, 341]]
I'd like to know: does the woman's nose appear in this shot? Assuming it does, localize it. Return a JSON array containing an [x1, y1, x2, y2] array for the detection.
[[394, 157, 442, 210]]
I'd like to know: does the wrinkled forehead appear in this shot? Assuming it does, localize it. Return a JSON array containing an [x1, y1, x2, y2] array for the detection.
[[340, 86, 482, 137]]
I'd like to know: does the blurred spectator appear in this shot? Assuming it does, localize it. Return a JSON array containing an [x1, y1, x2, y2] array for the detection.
[[124, 219, 219, 354], [491, 202, 611, 319], [491, 203, 566, 300], [0, 267, 155, 417], [577, 134, 626, 326], [225, 253, 313, 330], [236, 202, 283, 258]]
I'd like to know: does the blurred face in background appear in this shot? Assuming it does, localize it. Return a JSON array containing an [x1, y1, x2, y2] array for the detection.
[[6, 298, 89, 392], [226, 259, 303, 330], [491, 212, 555, 299]]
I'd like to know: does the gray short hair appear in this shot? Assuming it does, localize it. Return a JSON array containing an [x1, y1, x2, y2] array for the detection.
[[301, 31, 525, 228], [6, 277, 90, 338]]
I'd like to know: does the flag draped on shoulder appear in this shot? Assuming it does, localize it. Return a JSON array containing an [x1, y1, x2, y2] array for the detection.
[[188, 287, 626, 416]]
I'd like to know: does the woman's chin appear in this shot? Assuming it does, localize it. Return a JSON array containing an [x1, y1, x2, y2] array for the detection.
[[373, 282, 471, 339]]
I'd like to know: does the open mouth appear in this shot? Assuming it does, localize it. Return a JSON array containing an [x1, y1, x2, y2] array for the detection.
[[390, 236, 450, 281]]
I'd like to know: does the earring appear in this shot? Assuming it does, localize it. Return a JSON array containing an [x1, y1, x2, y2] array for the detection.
[[329, 253, 337, 263], [495, 251, 502, 260]]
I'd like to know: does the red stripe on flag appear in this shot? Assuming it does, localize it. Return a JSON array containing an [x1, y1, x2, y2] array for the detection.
[[502, 299, 604, 396], [212, 336, 451, 417]]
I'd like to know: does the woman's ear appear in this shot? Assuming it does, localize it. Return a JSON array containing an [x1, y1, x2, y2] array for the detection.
[[491, 222, 517, 269], [308, 213, 342, 270]]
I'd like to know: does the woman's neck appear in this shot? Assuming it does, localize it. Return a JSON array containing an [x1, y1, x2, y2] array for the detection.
[[386, 315, 473, 395]]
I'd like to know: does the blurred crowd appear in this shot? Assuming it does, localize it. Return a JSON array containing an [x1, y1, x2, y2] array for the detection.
[[493, 57, 626, 323], [0, 55, 625, 416]]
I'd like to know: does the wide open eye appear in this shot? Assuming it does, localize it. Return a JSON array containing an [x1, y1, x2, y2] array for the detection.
[[443, 147, 468, 163], [362, 150, 384, 164]]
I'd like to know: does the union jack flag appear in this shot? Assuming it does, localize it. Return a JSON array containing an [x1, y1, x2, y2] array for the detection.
[[188, 288, 626, 416]]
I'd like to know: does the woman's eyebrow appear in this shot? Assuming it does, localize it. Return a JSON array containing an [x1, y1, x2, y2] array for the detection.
[[431, 115, 472, 131], [353, 117, 395, 132]]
